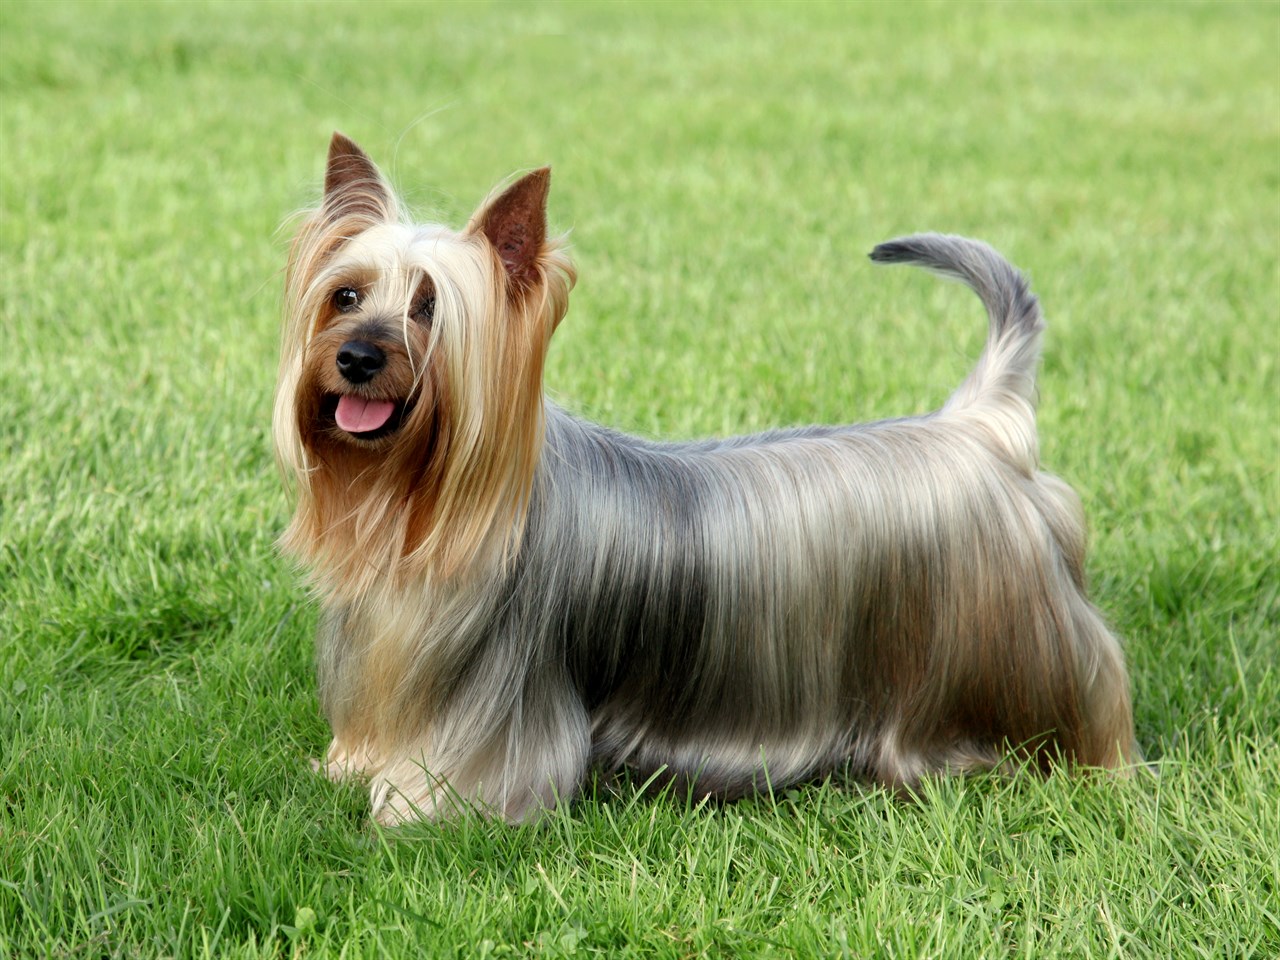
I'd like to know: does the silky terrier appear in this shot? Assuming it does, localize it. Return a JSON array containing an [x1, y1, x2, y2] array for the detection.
[[274, 133, 1136, 824]]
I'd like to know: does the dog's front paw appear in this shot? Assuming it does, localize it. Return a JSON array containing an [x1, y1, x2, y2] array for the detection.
[[369, 765, 462, 825], [314, 739, 379, 782], [370, 782, 425, 826]]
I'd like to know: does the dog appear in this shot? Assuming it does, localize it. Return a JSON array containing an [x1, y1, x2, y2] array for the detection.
[[273, 132, 1136, 824]]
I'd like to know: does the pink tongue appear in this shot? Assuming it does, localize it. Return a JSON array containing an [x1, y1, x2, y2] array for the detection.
[[335, 396, 396, 434]]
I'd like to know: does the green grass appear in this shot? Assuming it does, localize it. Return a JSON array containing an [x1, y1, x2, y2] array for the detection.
[[2, 1, 1277, 956]]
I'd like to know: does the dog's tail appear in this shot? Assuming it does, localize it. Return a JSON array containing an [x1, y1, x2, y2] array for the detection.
[[870, 233, 1044, 465]]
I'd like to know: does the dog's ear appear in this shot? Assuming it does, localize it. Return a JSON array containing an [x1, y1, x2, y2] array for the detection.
[[470, 168, 550, 293], [323, 132, 393, 221]]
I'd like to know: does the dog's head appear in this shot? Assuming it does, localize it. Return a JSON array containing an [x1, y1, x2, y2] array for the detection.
[[274, 134, 575, 588]]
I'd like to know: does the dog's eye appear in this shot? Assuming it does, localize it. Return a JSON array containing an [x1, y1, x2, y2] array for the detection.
[[413, 296, 436, 323], [332, 288, 360, 312]]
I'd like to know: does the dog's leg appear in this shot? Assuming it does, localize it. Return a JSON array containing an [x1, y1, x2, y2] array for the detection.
[[369, 673, 590, 825], [1067, 602, 1138, 772], [1035, 473, 1139, 773]]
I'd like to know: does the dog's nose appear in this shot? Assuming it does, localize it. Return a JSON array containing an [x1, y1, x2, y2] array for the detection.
[[336, 340, 386, 384]]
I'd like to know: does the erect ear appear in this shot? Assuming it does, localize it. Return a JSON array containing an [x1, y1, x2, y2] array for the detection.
[[323, 131, 393, 221], [470, 168, 550, 293]]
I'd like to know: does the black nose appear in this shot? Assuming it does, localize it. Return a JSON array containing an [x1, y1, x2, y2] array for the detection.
[[336, 340, 385, 384]]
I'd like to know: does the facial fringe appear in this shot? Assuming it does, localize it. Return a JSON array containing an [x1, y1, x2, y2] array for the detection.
[[274, 182, 575, 602], [273, 175, 404, 485]]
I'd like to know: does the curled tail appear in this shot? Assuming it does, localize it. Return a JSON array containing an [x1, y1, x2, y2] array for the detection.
[[870, 233, 1044, 466]]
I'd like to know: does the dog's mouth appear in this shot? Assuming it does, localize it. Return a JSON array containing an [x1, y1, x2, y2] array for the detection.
[[324, 394, 409, 441]]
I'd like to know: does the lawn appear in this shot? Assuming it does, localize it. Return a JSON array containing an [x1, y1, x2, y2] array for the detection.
[[1, 1, 1277, 957]]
